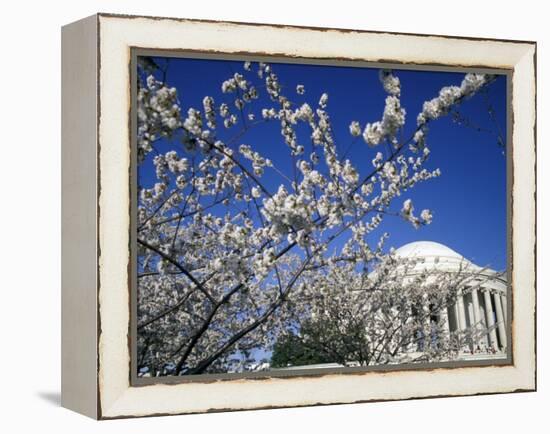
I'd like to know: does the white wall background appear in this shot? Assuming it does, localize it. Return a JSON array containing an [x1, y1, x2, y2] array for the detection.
[[0, 1, 546, 432]]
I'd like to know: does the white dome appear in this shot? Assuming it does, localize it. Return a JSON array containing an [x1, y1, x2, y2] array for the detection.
[[394, 241, 465, 261], [392, 241, 479, 275]]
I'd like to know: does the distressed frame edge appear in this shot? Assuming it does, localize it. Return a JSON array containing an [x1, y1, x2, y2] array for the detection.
[[92, 14, 536, 419], [94, 11, 536, 46]]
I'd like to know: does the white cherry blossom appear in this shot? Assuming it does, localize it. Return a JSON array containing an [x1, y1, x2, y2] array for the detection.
[[135, 59, 495, 376]]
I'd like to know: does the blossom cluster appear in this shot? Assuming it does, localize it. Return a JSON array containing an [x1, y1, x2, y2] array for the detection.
[[360, 70, 406, 147], [379, 69, 401, 96], [262, 185, 315, 242], [137, 75, 181, 161], [401, 198, 433, 229], [417, 73, 493, 125], [239, 144, 273, 177]]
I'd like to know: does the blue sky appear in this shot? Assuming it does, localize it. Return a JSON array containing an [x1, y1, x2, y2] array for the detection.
[[138, 55, 507, 271]]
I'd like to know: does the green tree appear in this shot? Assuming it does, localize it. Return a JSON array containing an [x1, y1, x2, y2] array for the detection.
[[270, 330, 333, 368]]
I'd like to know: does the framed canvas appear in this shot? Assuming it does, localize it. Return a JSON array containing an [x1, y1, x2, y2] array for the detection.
[[61, 13, 536, 419]]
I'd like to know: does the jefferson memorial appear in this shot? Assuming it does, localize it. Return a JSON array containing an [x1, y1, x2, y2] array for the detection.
[[394, 240, 508, 358], [265, 240, 508, 372]]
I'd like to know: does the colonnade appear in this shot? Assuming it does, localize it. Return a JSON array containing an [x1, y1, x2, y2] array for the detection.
[[445, 287, 507, 352]]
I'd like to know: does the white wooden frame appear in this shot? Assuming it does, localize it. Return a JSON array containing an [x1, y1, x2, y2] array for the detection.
[[61, 13, 536, 419]]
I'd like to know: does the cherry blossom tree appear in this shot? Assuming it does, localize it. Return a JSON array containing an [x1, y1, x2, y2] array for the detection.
[[135, 58, 495, 376]]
